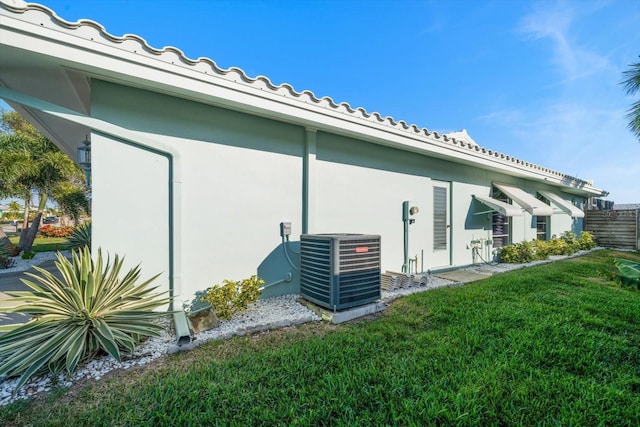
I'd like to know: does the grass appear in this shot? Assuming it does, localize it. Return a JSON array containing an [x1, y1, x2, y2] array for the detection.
[[7, 236, 69, 253], [1, 250, 640, 425]]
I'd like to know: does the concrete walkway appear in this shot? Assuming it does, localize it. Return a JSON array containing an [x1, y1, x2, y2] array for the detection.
[[0, 260, 60, 328]]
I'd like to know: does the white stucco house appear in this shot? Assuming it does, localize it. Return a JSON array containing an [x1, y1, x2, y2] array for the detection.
[[0, 1, 608, 307]]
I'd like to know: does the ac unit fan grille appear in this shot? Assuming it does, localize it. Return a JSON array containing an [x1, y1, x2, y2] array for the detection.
[[300, 234, 381, 310]]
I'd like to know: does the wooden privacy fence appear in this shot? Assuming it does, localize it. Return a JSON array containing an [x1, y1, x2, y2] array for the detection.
[[585, 209, 639, 250]]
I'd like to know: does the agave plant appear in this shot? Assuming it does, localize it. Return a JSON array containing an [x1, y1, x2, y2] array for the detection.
[[67, 221, 91, 250], [0, 246, 170, 391]]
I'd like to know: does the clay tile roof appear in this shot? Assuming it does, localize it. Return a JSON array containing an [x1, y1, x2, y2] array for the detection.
[[0, 1, 600, 191]]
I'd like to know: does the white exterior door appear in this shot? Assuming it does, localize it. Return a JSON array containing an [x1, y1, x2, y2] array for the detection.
[[431, 181, 451, 268]]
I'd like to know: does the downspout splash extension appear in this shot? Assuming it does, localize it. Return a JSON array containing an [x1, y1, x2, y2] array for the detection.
[[0, 86, 184, 315]]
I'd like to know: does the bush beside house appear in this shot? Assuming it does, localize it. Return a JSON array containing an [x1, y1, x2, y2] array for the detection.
[[498, 231, 597, 264]]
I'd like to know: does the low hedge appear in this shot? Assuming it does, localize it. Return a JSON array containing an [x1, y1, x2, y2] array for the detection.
[[498, 231, 596, 263]]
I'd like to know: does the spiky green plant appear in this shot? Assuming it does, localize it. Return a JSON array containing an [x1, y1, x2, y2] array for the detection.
[[0, 247, 170, 391], [67, 222, 91, 250]]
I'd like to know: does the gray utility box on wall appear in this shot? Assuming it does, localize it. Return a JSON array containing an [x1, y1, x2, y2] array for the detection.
[[300, 234, 381, 310]]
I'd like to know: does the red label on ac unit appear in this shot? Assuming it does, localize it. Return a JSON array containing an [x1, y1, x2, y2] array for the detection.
[[355, 246, 369, 253]]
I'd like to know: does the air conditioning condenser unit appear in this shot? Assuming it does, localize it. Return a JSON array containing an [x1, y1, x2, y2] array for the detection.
[[300, 234, 381, 310]]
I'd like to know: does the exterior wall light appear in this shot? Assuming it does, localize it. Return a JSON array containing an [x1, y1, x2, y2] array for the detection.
[[77, 135, 91, 186], [77, 135, 91, 166]]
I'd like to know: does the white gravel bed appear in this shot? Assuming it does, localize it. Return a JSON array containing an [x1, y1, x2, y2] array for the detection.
[[381, 274, 457, 301], [0, 248, 602, 406], [0, 294, 322, 406]]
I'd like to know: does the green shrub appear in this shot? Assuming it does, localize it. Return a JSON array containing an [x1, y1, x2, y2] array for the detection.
[[548, 238, 572, 256], [517, 240, 536, 263], [67, 222, 91, 250], [578, 230, 597, 250], [532, 239, 552, 259], [201, 276, 263, 321], [497, 241, 538, 263], [499, 231, 595, 264], [0, 247, 170, 391], [20, 251, 35, 260], [497, 244, 519, 263], [559, 231, 581, 253]]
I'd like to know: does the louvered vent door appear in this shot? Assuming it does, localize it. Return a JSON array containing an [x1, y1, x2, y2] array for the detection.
[[432, 181, 451, 267]]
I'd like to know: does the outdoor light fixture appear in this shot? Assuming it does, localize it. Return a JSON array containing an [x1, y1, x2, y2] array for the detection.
[[77, 135, 91, 186], [77, 135, 91, 166]]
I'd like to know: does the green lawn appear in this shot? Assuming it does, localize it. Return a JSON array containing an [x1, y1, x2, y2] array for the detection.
[[8, 236, 69, 253], [1, 250, 640, 425]]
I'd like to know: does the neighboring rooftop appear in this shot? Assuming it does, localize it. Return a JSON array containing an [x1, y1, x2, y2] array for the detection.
[[613, 203, 640, 210]]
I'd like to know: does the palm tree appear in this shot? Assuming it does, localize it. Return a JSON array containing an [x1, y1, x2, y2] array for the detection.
[[1, 112, 88, 254], [0, 134, 34, 253], [621, 58, 640, 141]]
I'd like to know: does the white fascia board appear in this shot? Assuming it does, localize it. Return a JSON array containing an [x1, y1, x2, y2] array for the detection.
[[472, 195, 524, 217], [493, 183, 554, 216], [538, 190, 585, 218], [0, 8, 606, 196]]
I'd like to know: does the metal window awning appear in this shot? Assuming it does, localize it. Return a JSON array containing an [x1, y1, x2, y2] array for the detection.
[[493, 182, 554, 216], [472, 195, 524, 216], [538, 190, 585, 218]]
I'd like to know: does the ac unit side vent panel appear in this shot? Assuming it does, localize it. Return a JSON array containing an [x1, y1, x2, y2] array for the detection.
[[300, 234, 381, 310]]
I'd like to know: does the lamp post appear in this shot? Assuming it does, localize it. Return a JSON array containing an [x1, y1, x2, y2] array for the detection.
[[77, 135, 91, 187]]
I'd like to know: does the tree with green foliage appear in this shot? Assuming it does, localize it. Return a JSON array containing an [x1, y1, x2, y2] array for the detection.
[[0, 110, 89, 254], [53, 181, 91, 225], [7, 200, 21, 219], [621, 57, 640, 141]]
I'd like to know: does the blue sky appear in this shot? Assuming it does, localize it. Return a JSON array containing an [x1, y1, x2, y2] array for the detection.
[[3, 0, 640, 202]]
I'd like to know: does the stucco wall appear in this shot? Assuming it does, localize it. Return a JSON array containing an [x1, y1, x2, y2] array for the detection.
[[91, 80, 303, 305], [90, 79, 585, 303], [91, 133, 170, 294]]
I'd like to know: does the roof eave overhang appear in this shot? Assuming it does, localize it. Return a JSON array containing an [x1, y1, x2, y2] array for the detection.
[[0, 3, 607, 197]]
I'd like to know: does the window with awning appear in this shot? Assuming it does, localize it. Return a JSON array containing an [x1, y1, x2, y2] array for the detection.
[[491, 191, 512, 248], [493, 183, 554, 216], [472, 195, 523, 217], [537, 190, 585, 218]]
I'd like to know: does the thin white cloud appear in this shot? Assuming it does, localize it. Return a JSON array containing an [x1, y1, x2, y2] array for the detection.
[[477, 109, 526, 125], [492, 101, 640, 202], [519, 1, 612, 82], [487, 0, 640, 202]]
